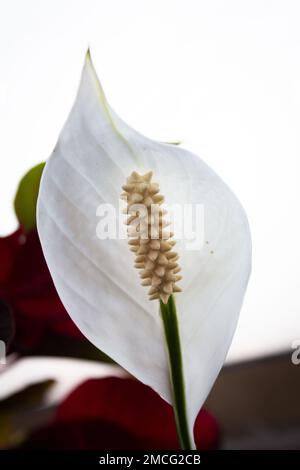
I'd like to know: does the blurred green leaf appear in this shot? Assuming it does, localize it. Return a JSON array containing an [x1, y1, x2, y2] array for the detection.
[[14, 162, 45, 232], [30, 334, 115, 364], [0, 379, 55, 448], [0, 379, 55, 412]]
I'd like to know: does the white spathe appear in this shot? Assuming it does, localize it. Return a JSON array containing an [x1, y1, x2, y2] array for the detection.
[[37, 52, 251, 446]]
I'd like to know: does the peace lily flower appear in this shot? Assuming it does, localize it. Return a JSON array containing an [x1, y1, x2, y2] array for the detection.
[[37, 51, 251, 449]]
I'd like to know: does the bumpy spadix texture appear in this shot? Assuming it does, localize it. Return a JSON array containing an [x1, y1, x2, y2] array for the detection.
[[122, 170, 182, 304], [37, 52, 251, 447]]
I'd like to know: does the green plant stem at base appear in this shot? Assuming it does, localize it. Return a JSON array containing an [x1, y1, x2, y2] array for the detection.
[[160, 295, 193, 450]]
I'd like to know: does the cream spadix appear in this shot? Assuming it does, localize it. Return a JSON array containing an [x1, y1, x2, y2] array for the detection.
[[37, 51, 251, 447], [122, 170, 182, 304]]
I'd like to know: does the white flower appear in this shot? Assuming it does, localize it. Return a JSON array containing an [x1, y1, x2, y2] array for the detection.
[[37, 51, 251, 448]]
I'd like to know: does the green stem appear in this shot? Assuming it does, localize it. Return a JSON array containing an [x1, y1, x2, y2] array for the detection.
[[160, 295, 193, 450]]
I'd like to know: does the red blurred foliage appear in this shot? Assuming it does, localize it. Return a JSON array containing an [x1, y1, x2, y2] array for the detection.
[[23, 377, 219, 450], [0, 229, 83, 353], [0, 229, 23, 284]]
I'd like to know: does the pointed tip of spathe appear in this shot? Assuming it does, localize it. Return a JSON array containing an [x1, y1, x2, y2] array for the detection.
[[85, 47, 92, 65], [81, 48, 96, 84], [84, 47, 97, 74], [81, 48, 107, 106], [82, 48, 95, 78]]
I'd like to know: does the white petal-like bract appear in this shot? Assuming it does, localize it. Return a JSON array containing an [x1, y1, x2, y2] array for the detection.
[[37, 52, 251, 445]]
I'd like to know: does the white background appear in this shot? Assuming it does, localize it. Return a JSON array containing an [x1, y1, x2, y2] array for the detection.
[[0, 0, 299, 362]]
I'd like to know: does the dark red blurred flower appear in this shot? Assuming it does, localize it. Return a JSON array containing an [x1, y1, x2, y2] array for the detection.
[[0, 229, 23, 285], [23, 377, 220, 450], [0, 229, 83, 354]]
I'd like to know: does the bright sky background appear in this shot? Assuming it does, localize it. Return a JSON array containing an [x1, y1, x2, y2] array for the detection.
[[0, 0, 300, 363]]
